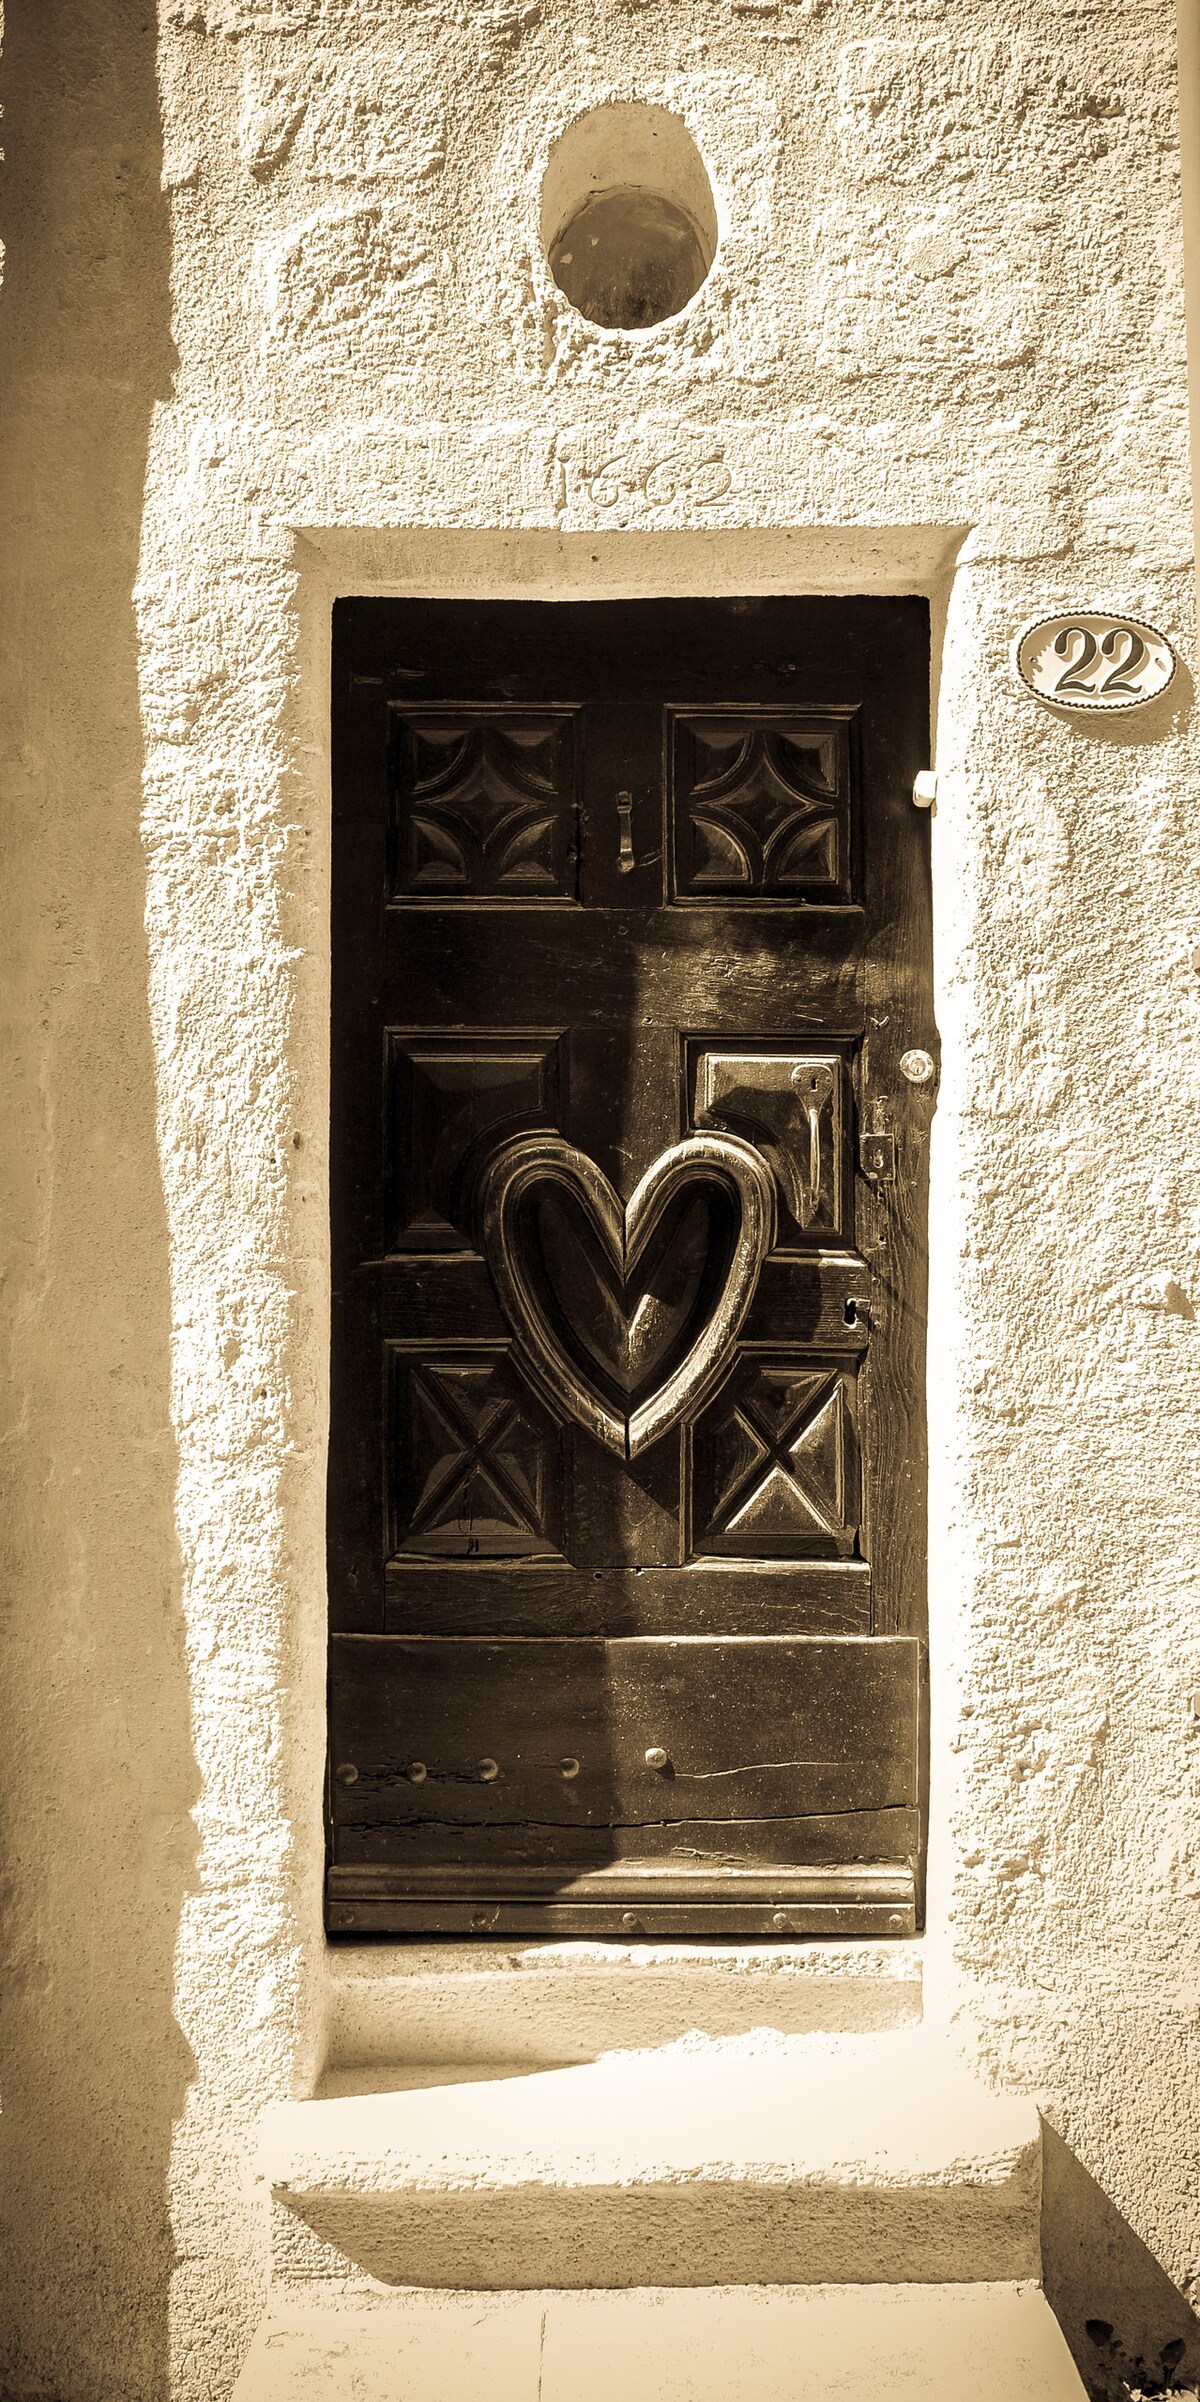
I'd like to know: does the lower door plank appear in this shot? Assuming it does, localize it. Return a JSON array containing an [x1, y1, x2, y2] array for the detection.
[[328, 1634, 920, 1934], [383, 1560, 872, 1638]]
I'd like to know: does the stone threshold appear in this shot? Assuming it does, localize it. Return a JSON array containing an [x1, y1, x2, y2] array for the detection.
[[323, 1937, 923, 2075]]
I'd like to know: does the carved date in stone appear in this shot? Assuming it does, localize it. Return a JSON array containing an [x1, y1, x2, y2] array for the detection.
[[555, 439, 733, 517], [480, 1131, 776, 1458]]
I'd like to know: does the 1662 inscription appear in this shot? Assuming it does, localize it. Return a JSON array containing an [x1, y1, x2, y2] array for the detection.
[[553, 434, 733, 517]]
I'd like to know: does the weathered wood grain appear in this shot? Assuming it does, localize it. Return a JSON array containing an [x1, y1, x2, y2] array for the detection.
[[383, 1559, 873, 1637], [329, 1634, 921, 1826]]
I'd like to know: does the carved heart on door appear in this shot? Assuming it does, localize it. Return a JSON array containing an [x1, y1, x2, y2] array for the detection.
[[480, 1130, 776, 1457]]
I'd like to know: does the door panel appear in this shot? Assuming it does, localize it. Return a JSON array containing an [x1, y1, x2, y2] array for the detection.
[[381, 906, 865, 1029], [386, 1032, 564, 1253], [668, 708, 854, 903], [327, 597, 933, 1935], [388, 707, 582, 903], [380, 1560, 874, 1639], [329, 1633, 920, 1935]]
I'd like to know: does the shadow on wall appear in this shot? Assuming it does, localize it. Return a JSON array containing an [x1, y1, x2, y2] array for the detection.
[[0, 7, 197, 2402], [1042, 2124, 1200, 2401]]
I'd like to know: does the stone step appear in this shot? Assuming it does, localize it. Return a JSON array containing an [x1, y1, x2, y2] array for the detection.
[[232, 2282, 1087, 2401], [259, 2032, 1043, 2291]]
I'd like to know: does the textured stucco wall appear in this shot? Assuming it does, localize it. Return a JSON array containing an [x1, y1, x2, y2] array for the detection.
[[2, 1, 1200, 2398]]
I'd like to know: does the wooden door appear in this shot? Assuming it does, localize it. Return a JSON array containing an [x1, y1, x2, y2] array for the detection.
[[327, 597, 933, 1937]]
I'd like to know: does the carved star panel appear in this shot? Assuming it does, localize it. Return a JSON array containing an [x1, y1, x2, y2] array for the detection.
[[389, 1350, 566, 1561], [389, 708, 580, 901], [669, 710, 853, 903], [691, 1357, 860, 1559]]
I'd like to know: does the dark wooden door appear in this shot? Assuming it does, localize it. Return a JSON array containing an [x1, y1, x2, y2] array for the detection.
[[327, 598, 933, 1937]]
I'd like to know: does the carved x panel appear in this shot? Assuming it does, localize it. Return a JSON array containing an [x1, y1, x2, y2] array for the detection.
[[389, 708, 580, 901], [390, 1351, 566, 1561], [387, 1034, 561, 1251], [670, 711, 852, 902], [692, 1358, 860, 1558]]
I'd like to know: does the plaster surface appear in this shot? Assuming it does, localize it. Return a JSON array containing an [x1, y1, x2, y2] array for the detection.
[[2, 1, 1200, 2398]]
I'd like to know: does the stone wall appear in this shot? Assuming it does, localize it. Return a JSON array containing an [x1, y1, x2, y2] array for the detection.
[[2, 1, 1199, 2396]]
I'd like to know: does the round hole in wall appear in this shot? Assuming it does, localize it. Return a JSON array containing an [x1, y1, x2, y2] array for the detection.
[[542, 103, 718, 331]]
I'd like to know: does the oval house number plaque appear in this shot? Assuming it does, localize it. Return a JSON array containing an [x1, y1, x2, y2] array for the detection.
[[1015, 612, 1176, 713]]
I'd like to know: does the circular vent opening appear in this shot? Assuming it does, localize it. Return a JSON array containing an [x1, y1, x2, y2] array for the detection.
[[542, 103, 718, 331]]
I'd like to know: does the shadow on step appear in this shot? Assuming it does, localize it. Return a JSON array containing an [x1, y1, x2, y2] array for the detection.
[[317, 2062, 548, 2097], [272, 2179, 1037, 2292], [1041, 2123, 1200, 2400]]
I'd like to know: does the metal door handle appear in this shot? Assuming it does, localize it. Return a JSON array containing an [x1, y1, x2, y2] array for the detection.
[[616, 790, 635, 873], [694, 1053, 837, 1234], [790, 1061, 834, 1227]]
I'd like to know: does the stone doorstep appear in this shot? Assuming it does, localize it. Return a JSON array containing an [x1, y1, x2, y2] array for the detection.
[[260, 2032, 1043, 2290], [324, 1941, 924, 2070], [231, 2283, 1087, 2402]]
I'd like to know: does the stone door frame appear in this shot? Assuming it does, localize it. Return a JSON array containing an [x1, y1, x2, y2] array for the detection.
[[276, 521, 968, 2064]]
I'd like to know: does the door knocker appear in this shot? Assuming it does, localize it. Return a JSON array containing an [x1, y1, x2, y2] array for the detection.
[[480, 1130, 776, 1458]]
